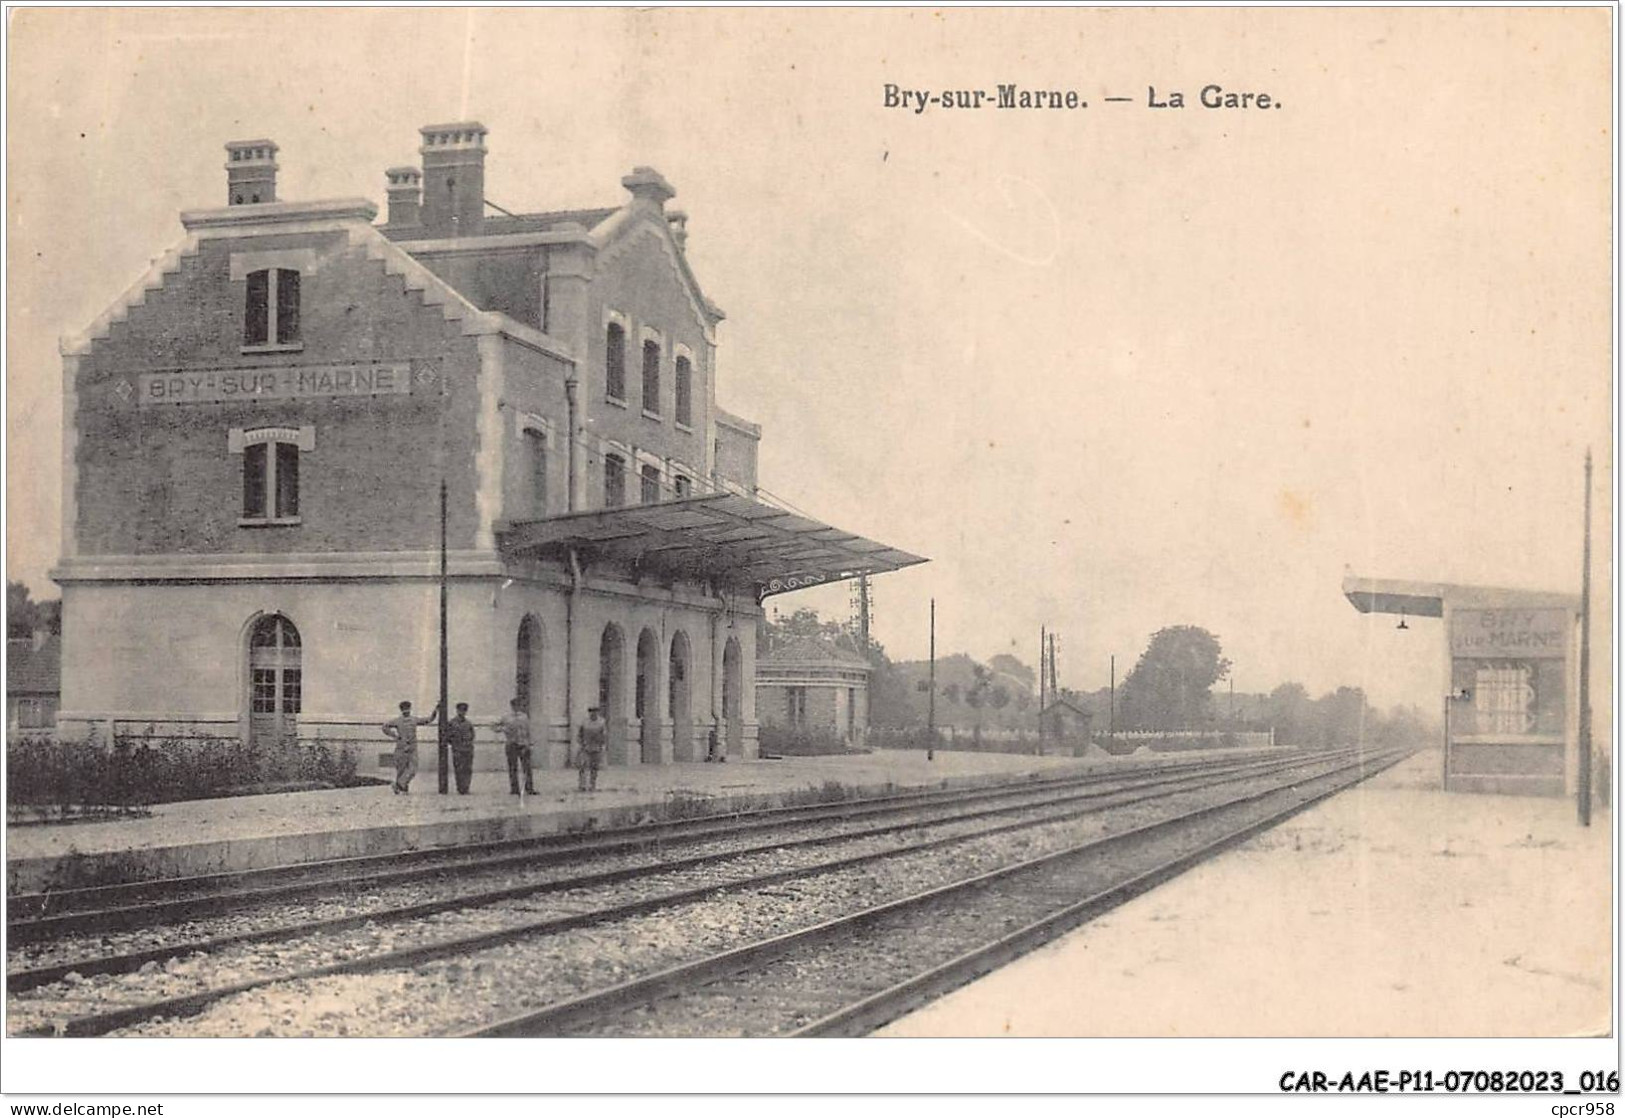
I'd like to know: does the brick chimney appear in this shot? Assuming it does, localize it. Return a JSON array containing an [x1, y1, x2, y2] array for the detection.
[[621, 166, 675, 211], [224, 140, 279, 205], [418, 121, 487, 237], [385, 166, 422, 227]]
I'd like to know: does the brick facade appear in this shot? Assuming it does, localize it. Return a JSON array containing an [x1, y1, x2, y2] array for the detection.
[[54, 129, 769, 768]]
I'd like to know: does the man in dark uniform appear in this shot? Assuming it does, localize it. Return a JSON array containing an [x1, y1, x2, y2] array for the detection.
[[494, 698, 537, 796], [447, 702, 476, 794], [577, 706, 607, 792]]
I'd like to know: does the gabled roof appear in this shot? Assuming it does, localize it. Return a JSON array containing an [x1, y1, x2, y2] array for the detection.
[[1040, 696, 1092, 720], [761, 636, 869, 669], [63, 200, 574, 364], [7, 636, 61, 695], [383, 207, 620, 240]]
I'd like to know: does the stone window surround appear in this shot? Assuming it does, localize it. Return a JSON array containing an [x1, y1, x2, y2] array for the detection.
[[603, 307, 630, 406], [639, 324, 665, 421], [229, 425, 314, 526], [233, 248, 317, 355], [673, 342, 696, 431]]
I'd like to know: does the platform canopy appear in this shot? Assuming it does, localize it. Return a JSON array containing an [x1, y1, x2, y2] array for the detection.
[[1342, 574, 1577, 617], [499, 492, 927, 601]]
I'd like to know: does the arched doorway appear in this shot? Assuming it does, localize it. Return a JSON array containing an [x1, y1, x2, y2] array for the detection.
[[636, 628, 661, 764], [669, 631, 693, 761], [516, 616, 543, 763], [248, 614, 301, 746], [599, 623, 626, 765], [722, 636, 743, 757]]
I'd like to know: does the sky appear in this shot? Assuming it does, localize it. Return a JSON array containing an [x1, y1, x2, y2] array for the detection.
[[5, 7, 1614, 715]]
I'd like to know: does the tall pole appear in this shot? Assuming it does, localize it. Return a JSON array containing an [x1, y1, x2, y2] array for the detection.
[[1038, 625, 1046, 743], [858, 574, 871, 654], [927, 598, 936, 762], [437, 477, 450, 794], [1109, 654, 1116, 738], [1577, 449, 1593, 826]]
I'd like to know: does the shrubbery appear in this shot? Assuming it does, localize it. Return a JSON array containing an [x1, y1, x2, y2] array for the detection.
[[757, 725, 858, 756], [7, 729, 364, 808]]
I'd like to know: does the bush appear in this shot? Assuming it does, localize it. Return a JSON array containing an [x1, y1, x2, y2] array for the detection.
[[758, 725, 858, 756], [7, 730, 367, 808]]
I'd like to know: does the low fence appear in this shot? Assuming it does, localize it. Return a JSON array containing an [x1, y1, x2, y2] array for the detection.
[[868, 727, 1277, 758]]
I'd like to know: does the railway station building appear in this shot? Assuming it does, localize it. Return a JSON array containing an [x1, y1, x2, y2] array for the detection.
[[1343, 574, 1583, 796], [52, 123, 924, 769], [755, 636, 871, 746]]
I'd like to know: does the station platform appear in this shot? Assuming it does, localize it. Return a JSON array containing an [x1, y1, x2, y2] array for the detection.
[[5, 747, 1152, 895], [879, 747, 1614, 1037]]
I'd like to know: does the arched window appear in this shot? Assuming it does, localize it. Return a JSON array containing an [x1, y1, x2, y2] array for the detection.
[[605, 322, 626, 401], [247, 614, 301, 745], [640, 462, 661, 505]]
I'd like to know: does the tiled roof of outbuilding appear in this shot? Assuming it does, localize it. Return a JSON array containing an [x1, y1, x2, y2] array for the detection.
[[6, 636, 61, 695]]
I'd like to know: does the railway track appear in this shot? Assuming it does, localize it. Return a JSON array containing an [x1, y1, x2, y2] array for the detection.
[[470, 745, 1410, 1038], [8, 746, 1395, 1038], [8, 748, 1294, 939], [9, 750, 1345, 1033]]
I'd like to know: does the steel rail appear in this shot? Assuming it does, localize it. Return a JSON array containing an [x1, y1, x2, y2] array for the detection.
[[8, 748, 1291, 934], [464, 748, 1408, 1037], [793, 747, 1415, 1035], [12, 749, 1362, 1036], [9, 749, 1330, 947], [8, 747, 1329, 993]]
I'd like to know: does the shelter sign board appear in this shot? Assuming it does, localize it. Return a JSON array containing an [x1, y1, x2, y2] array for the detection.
[[1449, 608, 1570, 659]]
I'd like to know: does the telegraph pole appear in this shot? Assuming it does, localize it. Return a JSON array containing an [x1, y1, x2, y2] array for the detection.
[[1038, 625, 1046, 744], [437, 478, 450, 794], [1109, 654, 1116, 738], [927, 598, 936, 762], [1577, 449, 1593, 826], [858, 574, 871, 654]]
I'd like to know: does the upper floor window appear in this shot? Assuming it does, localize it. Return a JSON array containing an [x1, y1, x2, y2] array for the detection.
[[673, 474, 692, 498], [675, 355, 693, 428], [524, 429, 548, 518], [604, 453, 626, 508], [244, 441, 300, 522], [244, 268, 301, 349], [640, 463, 661, 505], [232, 426, 312, 526], [641, 340, 661, 417], [605, 322, 627, 402]]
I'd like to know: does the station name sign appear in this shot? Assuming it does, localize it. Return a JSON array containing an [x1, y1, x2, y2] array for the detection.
[[1449, 607, 1570, 659], [137, 363, 413, 406]]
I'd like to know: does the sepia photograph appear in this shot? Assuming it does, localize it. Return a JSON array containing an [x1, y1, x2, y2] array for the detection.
[[2, 3, 1617, 1108]]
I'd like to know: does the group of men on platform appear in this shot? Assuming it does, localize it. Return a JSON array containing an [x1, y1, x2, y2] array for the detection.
[[381, 699, 610, 797]]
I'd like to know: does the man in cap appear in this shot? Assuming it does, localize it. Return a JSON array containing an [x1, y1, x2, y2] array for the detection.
[[382, 700, 439, 794], [494, 698, 537, 796], [447, 702, 477, 794], [576, 706, 607, 792]]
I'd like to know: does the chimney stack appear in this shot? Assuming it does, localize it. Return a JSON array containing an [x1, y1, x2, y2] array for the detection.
[[622, 166, 676, 210], [418, 121, 487, 237], [224, 140, 279, 205], [385, 166, 422, 227]]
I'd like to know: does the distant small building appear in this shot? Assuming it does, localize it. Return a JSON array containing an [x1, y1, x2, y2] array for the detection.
[[756, 637, 869, 743], [1038, 695, 1093, 742], [7, 632, 61, 733]]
